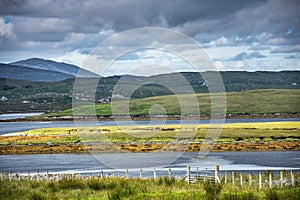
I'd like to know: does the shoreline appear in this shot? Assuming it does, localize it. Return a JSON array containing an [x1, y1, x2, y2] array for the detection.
[[1, 113, 299, 122], [1, 141, 299, 155], [1, 121, 299, 155]]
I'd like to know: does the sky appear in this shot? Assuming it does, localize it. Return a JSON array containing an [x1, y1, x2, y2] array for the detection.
[[0, 0, 300, 75]]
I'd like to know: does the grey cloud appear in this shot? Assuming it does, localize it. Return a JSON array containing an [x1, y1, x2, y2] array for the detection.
[[284, 54, 299, 59], [229, 52, 266, 61], [271, 46, 300, 54], [0, 0, 263, 30], [0, 0, 277, 39], [0, 0, 300, 69], [248, 45, 271, 51], [1, 0, 299, 45]]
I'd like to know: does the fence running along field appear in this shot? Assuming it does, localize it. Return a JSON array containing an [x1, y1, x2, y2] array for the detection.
[[0, 165, 298, 189]]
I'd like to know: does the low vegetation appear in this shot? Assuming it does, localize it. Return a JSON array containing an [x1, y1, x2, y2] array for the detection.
[[3, 122, 299, 145], [0, 176, 299, 200], [1, 122, 299, 154], [45, 89, 300, 118], [1, 71, 299, 113]]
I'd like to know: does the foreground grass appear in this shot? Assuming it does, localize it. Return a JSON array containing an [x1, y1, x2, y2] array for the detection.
[[45, 89, 300, 117], [0, 177, 299, 200], [3, 122, 300, 145]]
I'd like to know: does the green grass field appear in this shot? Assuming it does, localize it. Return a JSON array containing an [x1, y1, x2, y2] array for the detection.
[[0, 176, 299, 200], [45, 89, 300, 118], [5, 122, 300, 145]]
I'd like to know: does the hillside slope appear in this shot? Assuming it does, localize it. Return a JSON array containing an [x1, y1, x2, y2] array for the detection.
[[0, 63, 74, 82], [48, 89, 300, 117], [10, 58, 99, 78], [1, 71, 299, 113]]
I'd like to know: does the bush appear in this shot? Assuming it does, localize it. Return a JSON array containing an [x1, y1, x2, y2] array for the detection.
[[264, 189, 279, 200], [108, 181, 135, 200], [30, 181, 41, 189], [264, 188, 300, 200], [203, 180, 223, 200], [222, 192, 258, 200], [87, 178, 117, 190], [157, 176, 176, 186], [57, 177, 85, 190], [46, 181, 58, 192], [280, 187, 300, 200], [30, 191, 47, 200]]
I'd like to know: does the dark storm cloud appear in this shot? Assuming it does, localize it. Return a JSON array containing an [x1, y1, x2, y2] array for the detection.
[[0, 0, 300, 68], [1, 0, 299, 49], [1, 0, 299, 41], [0, 0, 267, 33]]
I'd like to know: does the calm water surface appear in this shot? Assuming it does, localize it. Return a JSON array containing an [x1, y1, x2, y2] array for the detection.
[[0, 151, 299, 176], [0, 115, 299, 176], [0, 118, 299, 135]]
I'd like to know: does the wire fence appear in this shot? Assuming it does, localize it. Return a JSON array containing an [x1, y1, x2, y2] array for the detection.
[[0, 165, 298, 188]]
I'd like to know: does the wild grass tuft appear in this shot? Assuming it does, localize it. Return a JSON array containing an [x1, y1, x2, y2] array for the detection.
[[57, 177, 85, 190], [222, 192, 258, 200], [157, 176, 176, 186], [87, 178, 117, 190], [203, 180, 223, 200]]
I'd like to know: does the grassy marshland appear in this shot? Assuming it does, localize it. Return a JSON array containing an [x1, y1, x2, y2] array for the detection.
[[0, 176, 299, 200], [3, 122, 299, 145], [0, 122, 299, 154]]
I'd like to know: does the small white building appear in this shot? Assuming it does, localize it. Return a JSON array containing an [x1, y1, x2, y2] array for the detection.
[[1, 96, 8, 101]]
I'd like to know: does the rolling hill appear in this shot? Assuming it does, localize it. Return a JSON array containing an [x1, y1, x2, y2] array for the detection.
[[0, 58, 99, 82], [48, 89, 300, 118], [0, 70, 299, 114], [10, 58, 99, 78], [0, 63, 74, 82]]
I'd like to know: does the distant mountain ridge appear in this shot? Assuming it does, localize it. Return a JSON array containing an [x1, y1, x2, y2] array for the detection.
[[10, 58, 99, 78], [1, 70, 299, 113], [0, 58, 100, 82], [0, 63, 74, 82]]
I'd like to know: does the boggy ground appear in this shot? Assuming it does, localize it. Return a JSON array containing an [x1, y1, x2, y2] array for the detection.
[[0, 141, 299, 154], [0, 122, 299, 154]]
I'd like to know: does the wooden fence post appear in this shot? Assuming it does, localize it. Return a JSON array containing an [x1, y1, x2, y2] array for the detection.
[[100, 171, 104, 178], [9, 171, 11, 182], [18, 170, 21, 181], [269, 173, 272, 188], [240, 173, 243, 186], [0, 172, 2, 181], [36, 171, 39, 182], [168, 168, 172, 180], [280, 171, 283, 187], [232, 172, 235, 186], [291, 170, 295, 186], [139, 169, 143, 179], [186, 165, 191, 183], [153, 168, 157, 180], [224, 171, 227, 184], [215, 165, 220, 183], [249, 174, 252, 186], [28, 171, 30, 181], [125, 169, 129, 179], [259, 172, 262, 189]]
